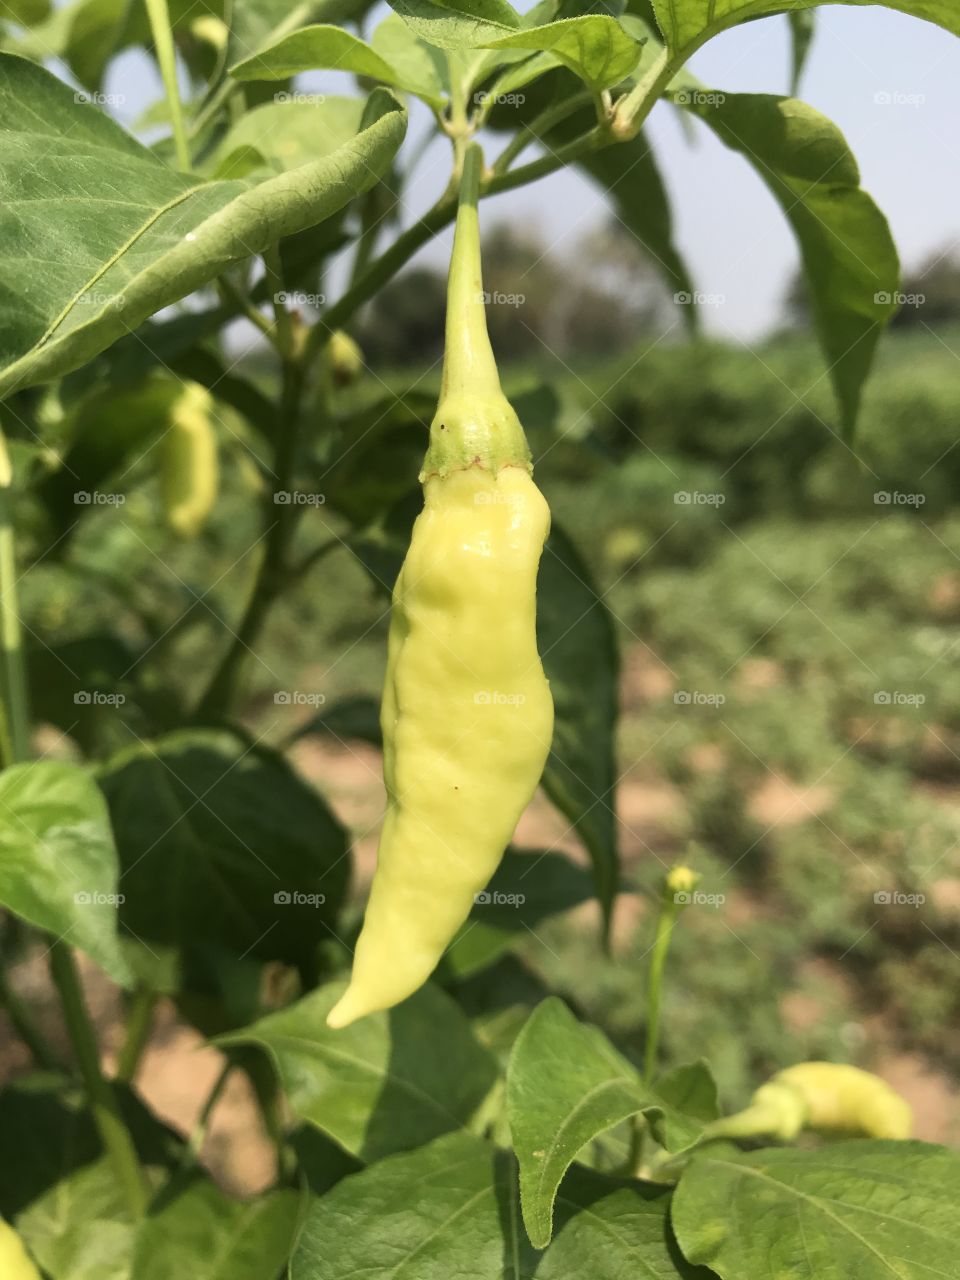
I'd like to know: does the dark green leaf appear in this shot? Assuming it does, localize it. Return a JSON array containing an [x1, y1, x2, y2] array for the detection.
[[485, 15, 642, 90], [0, 58, 405, 397], [537, 524, 619, 938], [651, 0, 960, 54], [440, 847, 594, 980], [132, 1179, 299, 1280], [386, 0, 521, 51], [220, 980, 498, 1161], [99, 729, 350, 974], [672, 1141, 960, 1280], [0, 762, 131, 984], [685, 92, 898, 435], [290, 1133, 536, 1279]]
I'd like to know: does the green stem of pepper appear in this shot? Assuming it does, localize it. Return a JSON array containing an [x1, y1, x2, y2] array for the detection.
[[0, 964, 65, 1071], [49, 942, 149, 1217], [115, 987, 158, 1083], [143, 0, 190, 170], [0, 433, 30, 768], [642, 875, 690, 1085]]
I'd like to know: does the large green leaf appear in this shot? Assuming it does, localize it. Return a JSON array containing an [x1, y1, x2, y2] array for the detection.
[[650, 0, 960, 55], [0, 762, 131, 984], [291, 1131, 701, 1278], [220, 980, 498, 1161], [672, 1141, 960, 1280], [132, 1180, 299, 1280], [484, 15, 642, 90], [386, 0, 521, 51], [208, 95, 367, 176], [508, 997, 648, 1248], [98, 729, 350, 973], [537, 525, 620, 938], [685, 92, 898, 435], [291, 1133, 536, 1279], [230, 23, 445, 107], [17, 1158, 136, 1280], [0, 57, 405, 398], [223, 0, 373, 77], [507, 1000, 714, 1249]]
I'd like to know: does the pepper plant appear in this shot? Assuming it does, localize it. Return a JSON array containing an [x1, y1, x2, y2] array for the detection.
[[0, 0, 959, 1276]]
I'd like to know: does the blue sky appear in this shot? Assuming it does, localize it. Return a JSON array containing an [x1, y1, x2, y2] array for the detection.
[[103, 4, 960, 338]]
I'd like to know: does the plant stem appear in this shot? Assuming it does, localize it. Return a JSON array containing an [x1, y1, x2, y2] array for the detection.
[[643, 893, 680, 1085], [0, 434, 30, 767], [143, 0, 190, 170], [0, 965, 64, 1071], [611, 48, 673, 138], [49, 942, 148, 1217], [492, 91, 594, 175], [115, 988, 158, 1083], [195, 352, 305, 718]]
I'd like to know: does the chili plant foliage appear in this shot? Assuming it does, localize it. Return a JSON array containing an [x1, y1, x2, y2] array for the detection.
[[0, 0, 958, 1276]]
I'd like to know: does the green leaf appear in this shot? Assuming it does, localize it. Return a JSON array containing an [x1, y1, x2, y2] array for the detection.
[[651, 0, 960, 55], [17, 1158, 136, 1280], [651, 1061, 720, 1152], [545, 1166, 709, 1279], [0, 56, 406, 398], [370, 13, 448, 106], [321, 390, 432, 525], [672, 1141, 960, 1280], [386, 0, 521, 51], [224, 0, 375, 80], [220, 980, 499, 1161], [231, 23, 445, 107], [98, 729, 350, 974], [507, 997, 648, 1248], [485, 16, 642, 91], [290, 1132, 537, 1280], [440, 847, 595, 979], [207, 95, 367, 175], [132, 1179, 299, 1280], [0, 763, 131, 985], [0, 1074, 182, 1220], [537, 525, 620, 939], [684, 92, 898, 435]]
